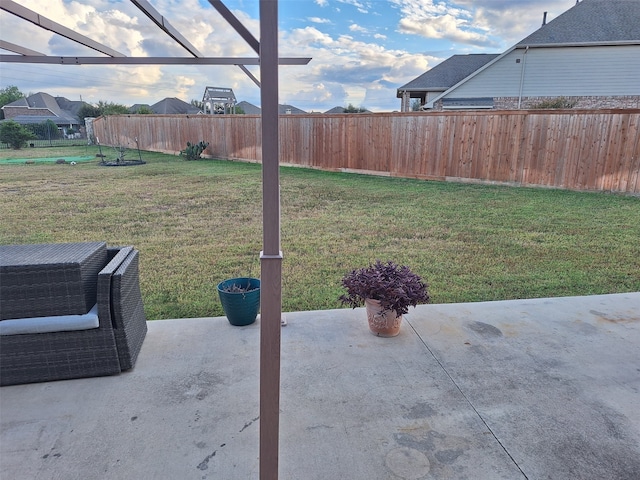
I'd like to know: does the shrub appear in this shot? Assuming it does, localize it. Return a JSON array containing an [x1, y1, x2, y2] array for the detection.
[[0, 120, 37, 149], [180, 141, 209, 160], [340, 260, 430, 318], [530, 97, 578, 109]]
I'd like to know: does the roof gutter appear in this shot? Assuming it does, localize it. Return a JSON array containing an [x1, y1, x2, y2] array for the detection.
[[515, 40, 640, 48]]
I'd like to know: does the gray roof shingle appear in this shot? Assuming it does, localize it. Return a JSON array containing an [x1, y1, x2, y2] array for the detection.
[[518, 0, 640, 45], [150, 97, 202, 114], [398, 54, 499, 92], [236, 101, 261, 114], [233, 102, 307, 114], [2, 92, 80, 124], [279, 104, 306, 114]]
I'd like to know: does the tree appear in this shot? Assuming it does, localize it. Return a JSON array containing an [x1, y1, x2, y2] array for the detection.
[[190, 99, 204, 110], [0, 85, 25, 119], [77, 101, 129, 125], [0, 120, 36, 149], [136, 105, 154, 114], [411, 99, 422, 111], [344, 103, 367, 113], [97, 101, 129, 115], [38, 119, 61, 140], [77, 103, 101, 124]]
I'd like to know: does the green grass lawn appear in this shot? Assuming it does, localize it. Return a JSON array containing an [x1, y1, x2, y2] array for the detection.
[[1, 146, 639, 320]]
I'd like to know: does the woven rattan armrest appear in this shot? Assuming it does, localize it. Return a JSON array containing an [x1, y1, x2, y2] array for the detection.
[[98, 247, 147, 371]]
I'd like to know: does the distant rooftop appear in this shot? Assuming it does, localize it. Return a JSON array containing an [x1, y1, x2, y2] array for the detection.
[[150, 97, 201, 115]]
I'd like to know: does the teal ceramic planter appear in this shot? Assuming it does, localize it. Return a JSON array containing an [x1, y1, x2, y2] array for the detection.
[[217, 277, 260, 326]]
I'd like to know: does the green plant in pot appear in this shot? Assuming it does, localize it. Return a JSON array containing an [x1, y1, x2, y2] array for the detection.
[[217, 277, 260, 326], [339, 261, 429, 337]]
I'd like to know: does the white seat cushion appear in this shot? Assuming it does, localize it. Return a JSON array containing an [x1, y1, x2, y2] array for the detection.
[[0, 304, 99, 336]]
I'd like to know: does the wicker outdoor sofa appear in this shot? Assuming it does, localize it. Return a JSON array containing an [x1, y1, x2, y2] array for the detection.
[[0, 242, 147, 386]]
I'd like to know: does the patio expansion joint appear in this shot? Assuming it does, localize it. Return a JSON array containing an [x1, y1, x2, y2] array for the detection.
[[406, 319, 531, 480]]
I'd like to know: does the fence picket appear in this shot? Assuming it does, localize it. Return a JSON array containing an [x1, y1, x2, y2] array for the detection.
[[93, 110, 640, 194]]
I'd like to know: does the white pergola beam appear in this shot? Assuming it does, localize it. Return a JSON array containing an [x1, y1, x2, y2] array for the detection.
[[0, 55, 310, 65], [0, 39, 45, 56], [237, 64, 261, 87], [0, 0, 126, 57]]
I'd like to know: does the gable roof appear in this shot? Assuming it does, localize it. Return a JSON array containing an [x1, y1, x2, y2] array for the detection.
[[279, 104, 306, 114], [518, 0, 640, 46], [129, 104, 151, 113], [236, 101, 261, 114], [398, 54, 499, 94], [150, 97, 202, 114], [233, 101, 307, 115], [2, 92, 81, 124], [324, 106, 372, 114], [5, 92, 63, 115], [55, 97, 85, 117]]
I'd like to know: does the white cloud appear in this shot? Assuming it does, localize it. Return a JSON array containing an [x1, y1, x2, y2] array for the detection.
[[390, 0, 496, 47], [349, 24, 369, 34], [390, 0, 577, 49], [337, 0, 371, 14], [308, 17, 332, 24], [1, 0, 581, 112], [280, 26, 434, 110], [462, 0, 578, 45], [398, 14, 492, 47]]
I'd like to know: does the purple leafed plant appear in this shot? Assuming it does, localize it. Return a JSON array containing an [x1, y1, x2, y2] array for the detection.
[[339, 260, 430, 318]]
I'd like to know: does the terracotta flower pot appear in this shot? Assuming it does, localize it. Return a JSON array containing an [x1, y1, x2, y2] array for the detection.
[[365, 299, 402, 337]]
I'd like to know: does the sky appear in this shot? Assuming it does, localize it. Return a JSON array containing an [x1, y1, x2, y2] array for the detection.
[[0, 0, 580, 112]]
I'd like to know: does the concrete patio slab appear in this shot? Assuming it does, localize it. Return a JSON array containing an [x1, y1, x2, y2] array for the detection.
[[1, 293, 639, 480]]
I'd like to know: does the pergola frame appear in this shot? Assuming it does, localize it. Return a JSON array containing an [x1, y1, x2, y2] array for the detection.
[[0, 1, 307, 479], [202, 86, 237, 114]]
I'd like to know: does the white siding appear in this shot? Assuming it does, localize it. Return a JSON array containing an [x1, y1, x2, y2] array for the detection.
[[444, 45, 640, 98]]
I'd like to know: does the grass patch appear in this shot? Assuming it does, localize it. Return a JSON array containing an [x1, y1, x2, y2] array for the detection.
[[0, 155, 95, 165], [1, 146, 638, 320]]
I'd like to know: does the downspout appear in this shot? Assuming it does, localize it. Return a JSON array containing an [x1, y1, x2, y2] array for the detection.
[[517, 46, 529, 109]]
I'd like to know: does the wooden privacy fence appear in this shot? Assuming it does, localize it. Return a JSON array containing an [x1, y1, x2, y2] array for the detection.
[[94, 109, 640, 194]]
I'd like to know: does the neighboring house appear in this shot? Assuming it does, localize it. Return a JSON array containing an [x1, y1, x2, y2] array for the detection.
[[150, 97, 202, 114], [236, 101, 261, 114], [129, 103, 151, 113], [233, 101, 307, 115], [324, 106, 371, 113], [1, 92, 83, 130], [400, 0, 640, 111], [279, 104, 306, 115], [397, 54, 499, 111], [325, 106, 348, 114]]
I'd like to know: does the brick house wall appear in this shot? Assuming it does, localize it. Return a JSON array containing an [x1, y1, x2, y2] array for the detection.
[[495, 96, 640, 110], [430, 96, 640, 111]]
